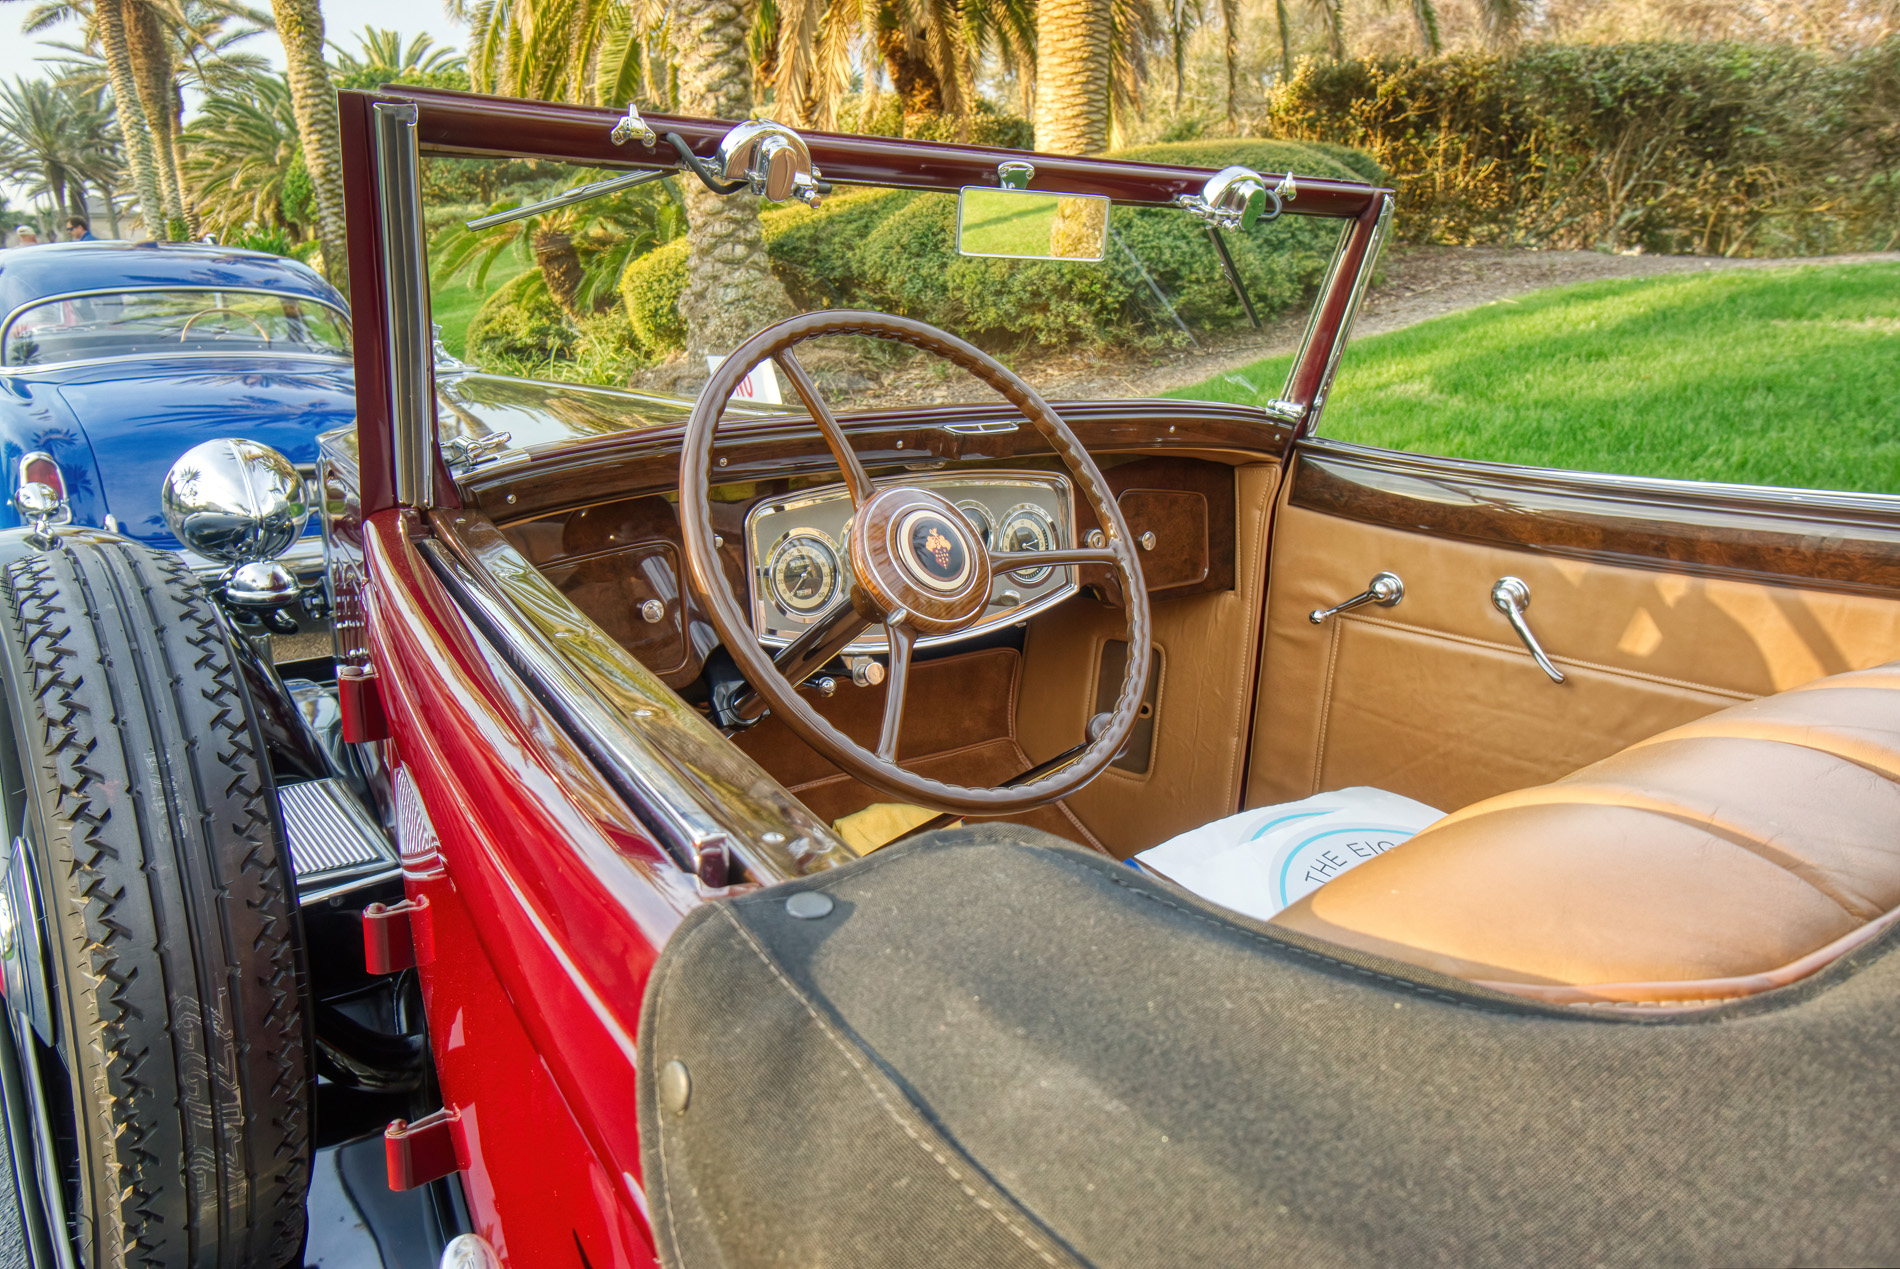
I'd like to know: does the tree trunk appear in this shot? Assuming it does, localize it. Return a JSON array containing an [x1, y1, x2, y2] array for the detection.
[[531, 227, 585, 317], [270, 0, 350, 289], [876, 22, 944, 115], [98, 183, 122, 238], [674, 0, 793, 366], [1033, 0, 1112, 155], [127, 0, 187, 234], [94, 0, 166, 239]]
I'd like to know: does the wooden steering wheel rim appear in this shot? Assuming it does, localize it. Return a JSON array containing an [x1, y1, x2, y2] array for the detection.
[[679, 310, 1152, 818]]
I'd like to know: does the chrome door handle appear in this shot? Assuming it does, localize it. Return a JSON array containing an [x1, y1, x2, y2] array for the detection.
[[1491, 577, 1565, 683], [1309, 572, 1404, 624]]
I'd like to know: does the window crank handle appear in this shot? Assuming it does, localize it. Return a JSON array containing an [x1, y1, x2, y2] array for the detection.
[[1309, 571, 1404, 624], [1491, 577, 1566, 684]]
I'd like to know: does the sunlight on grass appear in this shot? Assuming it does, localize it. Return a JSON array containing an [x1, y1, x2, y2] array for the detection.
[[430, 253, 529, 359], [1168, 264, 1900, 494]]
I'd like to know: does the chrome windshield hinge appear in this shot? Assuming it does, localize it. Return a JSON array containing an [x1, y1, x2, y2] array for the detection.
[[1262, 398, 1304, 423], [610, 101, 657, 148], [442, 430, 513, 471]]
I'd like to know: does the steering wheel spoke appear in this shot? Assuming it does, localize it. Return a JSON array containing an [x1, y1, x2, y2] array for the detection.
[[775, 349, 874, 508], [876, 619, 916, 762], [990, 545, 1121, 576]]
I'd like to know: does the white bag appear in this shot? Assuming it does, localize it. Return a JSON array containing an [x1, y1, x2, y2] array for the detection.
[[1134, 787, 1443, 922]]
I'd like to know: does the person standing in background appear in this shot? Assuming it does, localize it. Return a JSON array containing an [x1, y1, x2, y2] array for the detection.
[[67, 218, 95, 241], [12, 226, 38, 246]]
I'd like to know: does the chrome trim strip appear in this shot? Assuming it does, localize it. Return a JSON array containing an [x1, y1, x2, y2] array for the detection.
[[373, 102, 435, 509], [1299, 436, 1900, 521], [1278, 219, 1353, 413], [1306, 192, 1392, 427], [422, 514, 854, 884]]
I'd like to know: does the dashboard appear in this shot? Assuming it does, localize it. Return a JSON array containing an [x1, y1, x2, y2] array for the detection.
[[746, 471, 1076, 653]]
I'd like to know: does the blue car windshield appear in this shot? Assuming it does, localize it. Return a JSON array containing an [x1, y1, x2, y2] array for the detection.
[[2, 289, 352, 367]]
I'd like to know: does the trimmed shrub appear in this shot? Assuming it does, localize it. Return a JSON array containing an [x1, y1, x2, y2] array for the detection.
[[465, 268, 576, 366], [1265, 40, 1900, 255]]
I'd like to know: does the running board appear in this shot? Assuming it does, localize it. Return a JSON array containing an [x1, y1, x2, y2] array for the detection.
[[280, 778, 400, 905]]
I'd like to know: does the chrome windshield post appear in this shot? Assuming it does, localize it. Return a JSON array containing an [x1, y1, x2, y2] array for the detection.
[[373, 101, 435, 509]]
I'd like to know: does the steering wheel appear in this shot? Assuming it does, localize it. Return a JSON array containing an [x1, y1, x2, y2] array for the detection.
[[680, 310, 1151, 817], [177, 307, 271, 342]]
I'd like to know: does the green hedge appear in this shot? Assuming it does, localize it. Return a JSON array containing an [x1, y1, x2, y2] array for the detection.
[[615, 138, 1382, 357], [1265, 40, 1900, 255], [465, 269, 576, 366]]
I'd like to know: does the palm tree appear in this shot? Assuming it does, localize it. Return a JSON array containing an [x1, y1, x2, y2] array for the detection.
[[0, 77, 99, 216], [1033, 0, 1110, 153], [466, 0, 624, 104], [267, 0, 348, 284], [328, 26, 467, 88], [179, 69, 301, 236], [674, 0, 794, 363]]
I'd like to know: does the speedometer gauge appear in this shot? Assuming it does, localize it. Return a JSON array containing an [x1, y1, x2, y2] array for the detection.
[[767, 530, 840, 620], [994, 504, 1057, 584]]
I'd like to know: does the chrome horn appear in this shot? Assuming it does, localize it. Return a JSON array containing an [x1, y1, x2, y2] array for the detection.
[[715, 121, 825, 206]]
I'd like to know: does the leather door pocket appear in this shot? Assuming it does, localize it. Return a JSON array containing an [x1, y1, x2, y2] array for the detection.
[[1095, 639, 1162, 775]]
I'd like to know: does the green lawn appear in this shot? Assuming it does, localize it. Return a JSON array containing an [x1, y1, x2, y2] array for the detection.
[[430, 253, 529, 358], [1169, 263, 1900, 494]]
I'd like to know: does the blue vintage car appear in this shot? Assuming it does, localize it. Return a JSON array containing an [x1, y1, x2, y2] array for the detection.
[[0, 241, 354, 565]]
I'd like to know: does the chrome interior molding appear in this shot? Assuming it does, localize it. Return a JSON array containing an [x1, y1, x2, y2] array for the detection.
[[1277, 220, 1354, 419], [423, 512, 855, 883], [1306, 193, 1393, 425], [372, 101, 436, 509]]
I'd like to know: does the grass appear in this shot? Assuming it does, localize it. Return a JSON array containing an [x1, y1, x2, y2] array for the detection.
[[429, 253, 529, 359], [1169, 263, 1900, 494]]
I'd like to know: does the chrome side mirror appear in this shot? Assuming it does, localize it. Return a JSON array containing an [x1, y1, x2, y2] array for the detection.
[[162, 438, 310, 566], [1176, 166, 1286, 231], [715, 121, 824, 206]]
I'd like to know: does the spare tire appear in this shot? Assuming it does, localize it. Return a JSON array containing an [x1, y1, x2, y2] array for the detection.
[[0, 533, 311, 1266]]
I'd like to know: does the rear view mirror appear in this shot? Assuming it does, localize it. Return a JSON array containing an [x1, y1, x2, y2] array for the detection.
[[956, 188, 1110, 262]]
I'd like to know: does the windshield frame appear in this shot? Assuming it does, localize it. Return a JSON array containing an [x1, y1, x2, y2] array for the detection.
[[340, 85, 1394, 518], [0, 284, 355, 374]]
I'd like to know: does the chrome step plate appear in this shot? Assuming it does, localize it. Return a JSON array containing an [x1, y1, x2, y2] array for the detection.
[[279, 778, 399, 905]]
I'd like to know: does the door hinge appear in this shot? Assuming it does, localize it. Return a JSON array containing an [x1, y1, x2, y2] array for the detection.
[[338, 662, 390, 743], [386, 1106, 465, 1190], [362, 895, 430, 974]]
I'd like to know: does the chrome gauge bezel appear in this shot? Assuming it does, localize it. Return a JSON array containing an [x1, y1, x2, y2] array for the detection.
[[993, 503, 1057, 585], [763, 527, 841, 623], [744, 471, 1075, 654]]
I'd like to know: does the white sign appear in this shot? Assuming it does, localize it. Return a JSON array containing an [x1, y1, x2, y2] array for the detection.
[[707, 355, 783, 404]]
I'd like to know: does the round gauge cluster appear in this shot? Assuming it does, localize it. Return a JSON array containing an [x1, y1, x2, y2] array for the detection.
[[766, 529, 840, 620], [954, 501, 994, 549], [994, 504, 1056, 584]]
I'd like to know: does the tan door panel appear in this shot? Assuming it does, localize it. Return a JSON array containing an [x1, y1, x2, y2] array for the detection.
[[1251, 502, 1900, 813], [1020, 463, 1280, 856]]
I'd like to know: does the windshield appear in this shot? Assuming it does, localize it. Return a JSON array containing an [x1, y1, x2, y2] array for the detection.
[[425, 151, 1350, 410], [1, 289, 352, 367]]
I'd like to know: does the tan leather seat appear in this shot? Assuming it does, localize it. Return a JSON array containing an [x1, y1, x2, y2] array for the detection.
[[1271, 662, 1900, 1007]]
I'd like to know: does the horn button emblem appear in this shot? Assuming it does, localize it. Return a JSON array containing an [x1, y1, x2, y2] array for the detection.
[[897, 509, 973, 592]]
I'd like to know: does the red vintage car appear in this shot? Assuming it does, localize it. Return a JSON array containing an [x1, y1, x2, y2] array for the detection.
[[3, 86, 1899, 1269]]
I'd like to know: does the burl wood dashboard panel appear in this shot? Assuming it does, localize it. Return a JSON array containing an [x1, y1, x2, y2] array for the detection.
[[497, 453, 1245, 687]]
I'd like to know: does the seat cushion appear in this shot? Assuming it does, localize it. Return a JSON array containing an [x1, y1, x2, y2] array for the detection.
[[1270, 662, 1900, 1006]]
